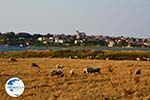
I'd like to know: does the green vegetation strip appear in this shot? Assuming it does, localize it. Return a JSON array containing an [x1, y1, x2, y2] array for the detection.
[[0, 50, 150, 60]]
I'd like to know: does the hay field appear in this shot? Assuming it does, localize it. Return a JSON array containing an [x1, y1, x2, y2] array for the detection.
[[0, 58, 150, 100]]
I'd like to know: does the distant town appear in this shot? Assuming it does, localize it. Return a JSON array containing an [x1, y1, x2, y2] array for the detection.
[[0, 30, 150, 47]]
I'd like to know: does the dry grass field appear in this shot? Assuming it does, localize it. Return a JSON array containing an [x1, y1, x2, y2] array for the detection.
[[0, 58, 150, 100]]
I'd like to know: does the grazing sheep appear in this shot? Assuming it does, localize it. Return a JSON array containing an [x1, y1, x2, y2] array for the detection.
[[51, 69, 64, 77], [136, 57, 140, 61], [143, 57, 150, 61], [69, 69, 74, 76], [87, 56, 93, 59], [147, 58, 150, 61], [134, 69, 141, 76], [56, 64, 64, 69], [83, 67, 100, 74], [31, 63, 40, 69], [106, 57, 109, 60], [74, 56, 78, 59], [9, 58, 17, 62], [68, 56, 72, 59], [133, 69, 141, 83]]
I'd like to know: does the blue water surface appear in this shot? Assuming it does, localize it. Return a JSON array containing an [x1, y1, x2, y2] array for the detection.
[[0, 45, 149, 52]]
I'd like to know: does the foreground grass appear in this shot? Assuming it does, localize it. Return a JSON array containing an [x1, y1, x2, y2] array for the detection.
[[0, 50, 150, 60], [0, 58, 150, 100]]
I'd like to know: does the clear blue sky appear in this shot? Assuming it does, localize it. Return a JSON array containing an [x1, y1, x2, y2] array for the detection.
[[0, 0, 150, 38]]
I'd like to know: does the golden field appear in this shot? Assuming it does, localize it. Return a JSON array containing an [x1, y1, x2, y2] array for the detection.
[[0, 58, 150, 100]]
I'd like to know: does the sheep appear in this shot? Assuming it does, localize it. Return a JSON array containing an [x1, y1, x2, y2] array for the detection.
[[9, 58, 17, 62], [87, 56, 93, 59], [51, 69, 64, 77], [31, 63, 40, 69], [147, 58, 150, 61], [69, 69, 75, 76], [136, 57, 140, 61], [74, 56, 78, 59], [56, 64, 64, 69], [83, 67, 100, 74], [106, 57, 109, 60], [133, 69, 141, 83], [134, 69, 141, 76], [143, 57, 150, 61], [68, 56, 72, 59]]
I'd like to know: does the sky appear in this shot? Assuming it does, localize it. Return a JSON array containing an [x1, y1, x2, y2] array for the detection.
[[0, 0, 150, 38]]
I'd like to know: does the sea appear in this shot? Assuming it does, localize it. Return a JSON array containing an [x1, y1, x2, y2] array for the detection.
[[0, 45, 150, 52]]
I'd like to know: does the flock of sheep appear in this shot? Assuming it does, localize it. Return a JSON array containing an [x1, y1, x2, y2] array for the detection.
[[8, 58, 101, 77], [50, 64, 101, 77], [7, 58, 146, 98], [9, 58, 141, 79]]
